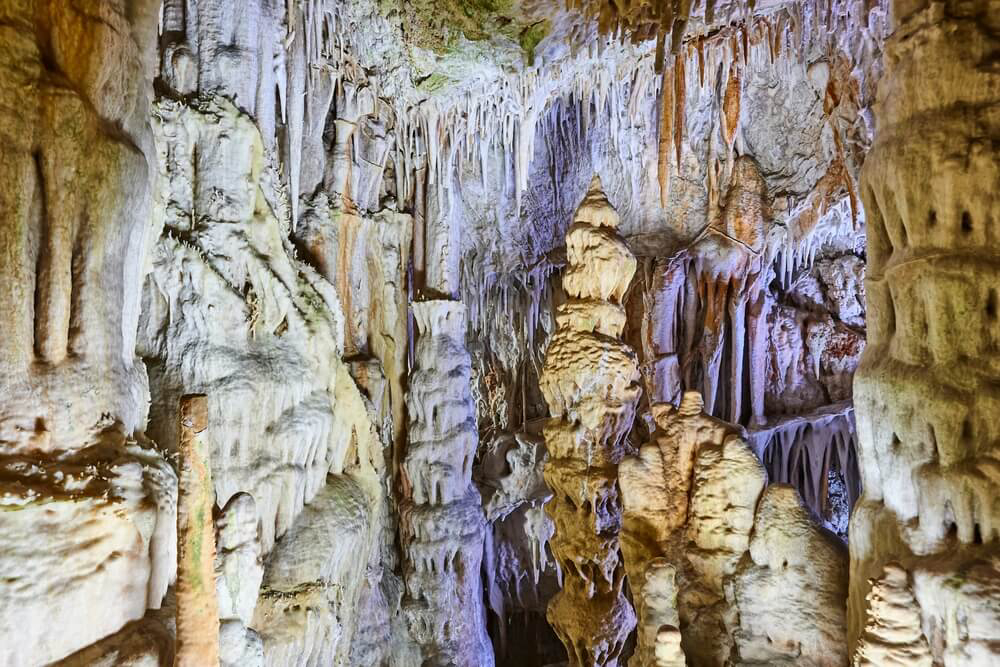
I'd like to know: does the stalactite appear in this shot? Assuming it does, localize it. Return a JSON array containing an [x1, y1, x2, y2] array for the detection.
[[722, 59, 741, 150], [673, 53, 685, 173], [658, 65, 673, 210], [748, 403, 861, 528]]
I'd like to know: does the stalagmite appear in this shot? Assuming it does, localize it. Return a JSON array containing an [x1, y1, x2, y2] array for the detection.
[[853, 564, 932, 667], [540, 178, 641, 666], [620, 392, 759, 666], [621, 389, 851, 666], [400, 300, 494, 666], [174, 394, 220, 667], [850, 0, 1000, 662], [732, 484, 849, 666]]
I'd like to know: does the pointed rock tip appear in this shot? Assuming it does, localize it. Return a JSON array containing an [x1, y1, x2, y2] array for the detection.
[[576, 173, 620, 229]]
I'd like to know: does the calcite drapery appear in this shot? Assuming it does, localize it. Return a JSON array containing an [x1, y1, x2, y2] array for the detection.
[[850, 0, 1000, 662], [0, 2, 177, 665], [400, 300, 494, 666], [640, 156, 771, 424], [540, 178, 641, 666]]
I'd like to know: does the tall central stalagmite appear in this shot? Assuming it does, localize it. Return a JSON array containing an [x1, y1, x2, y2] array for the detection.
[[540, 178, 641, 666]]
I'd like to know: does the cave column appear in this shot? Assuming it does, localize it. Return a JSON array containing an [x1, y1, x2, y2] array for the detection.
[[400, 300, 494, 666], [540, 178, 641, 666], [175, 394, 220, 667], [850, 0, 1000, 659]]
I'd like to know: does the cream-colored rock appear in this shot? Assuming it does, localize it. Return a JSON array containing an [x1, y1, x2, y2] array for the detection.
[[0, 1, 170, 662], [140, 95, 348, 553], [541, 179, 640, 666], [639, 561, 684, 667], [620, 392, 758, 666], [215, 493, 263, 628], [853, 563, 932, 667], [621, 390, 850, 667], [849, 0, 1000, 662], [252, 474, 374, 665], [732, 485, 848, 666], [0, 440, 177, 667]]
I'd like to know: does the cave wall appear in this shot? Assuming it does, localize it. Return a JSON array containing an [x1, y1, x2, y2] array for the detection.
[[0, 0, 995, 665]]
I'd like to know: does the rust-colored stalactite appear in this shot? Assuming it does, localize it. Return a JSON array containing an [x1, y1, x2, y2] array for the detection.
[[722, 60, 742, 150], [674, 53, 685, 174], [658, 65, 674, 210]]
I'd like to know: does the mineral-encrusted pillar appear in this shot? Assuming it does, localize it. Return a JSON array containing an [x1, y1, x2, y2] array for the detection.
[[540, 178, 641, 666], [850, 0, 1000, 660], [400, 300, 494, 666], [175, 394, 220, 667]]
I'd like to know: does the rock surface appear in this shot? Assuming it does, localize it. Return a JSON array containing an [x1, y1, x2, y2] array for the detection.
[[1, 0, 995, 665]]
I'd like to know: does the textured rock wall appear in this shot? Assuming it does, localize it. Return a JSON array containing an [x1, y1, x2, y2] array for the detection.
[[0, 2, 176, 665], [850, 0, 1000, 663]]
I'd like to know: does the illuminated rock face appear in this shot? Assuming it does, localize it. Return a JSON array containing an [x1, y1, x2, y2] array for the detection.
[[850, 0, 1000, 663], [0, 2, 175, 665], [621, 391, 849, 667], [540, 179, 641, 666], [2, 0, 999, 664]]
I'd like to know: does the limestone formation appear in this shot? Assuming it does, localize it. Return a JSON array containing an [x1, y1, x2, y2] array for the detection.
[[174, 395, 221, 667], [540, 179, 641, 666], [849, 0, 1000, 663], [620, 392, 758, 666], [0, 2, 175, 664], [853, 564, 932, 667], [400, 300, 494, 666], [4, 0, 998, 664], [732, 485, 849, 666], [621, 391, 849, 667]]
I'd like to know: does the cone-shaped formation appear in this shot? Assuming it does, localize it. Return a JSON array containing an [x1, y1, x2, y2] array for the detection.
[[400, 300, 494, 666], [853, 564, 932, 667], [540, 179, 641, 666]]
